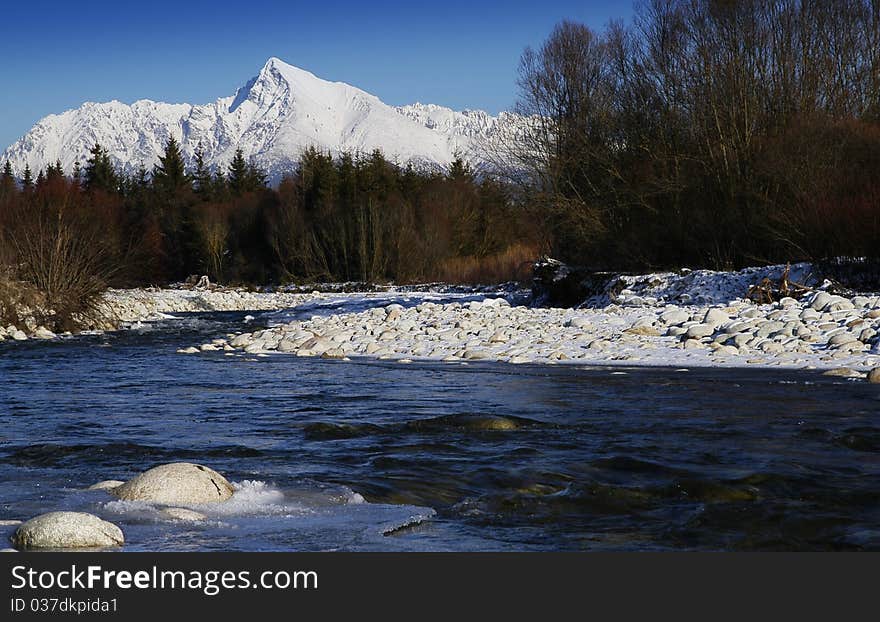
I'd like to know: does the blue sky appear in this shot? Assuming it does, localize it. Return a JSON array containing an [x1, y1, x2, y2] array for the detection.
[[0, 1, 633, 149]]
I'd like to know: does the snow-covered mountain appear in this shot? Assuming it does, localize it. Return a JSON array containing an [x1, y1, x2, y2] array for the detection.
[[1, 57, 519, 184]]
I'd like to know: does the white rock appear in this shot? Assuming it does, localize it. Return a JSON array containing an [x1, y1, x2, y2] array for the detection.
[[277, 339, 299, 352], [685, 324, 715, 339], [113, 462, 234, 505], [565, 316, 593, 330], [12, 512, 124, 549], [810, 291, 834, 311], [32, 326, 56, 339], [230, 334, 252, 347], [703, 308, 730, 327], [828, 332, 858, 347]]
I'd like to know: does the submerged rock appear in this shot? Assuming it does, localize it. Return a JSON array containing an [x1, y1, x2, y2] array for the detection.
[[113, 462, 234, 505], [406, 414, 522, 432], [11, 512, 124, 549], [86, 480, 125, 491], [161, 507, 207, 521]]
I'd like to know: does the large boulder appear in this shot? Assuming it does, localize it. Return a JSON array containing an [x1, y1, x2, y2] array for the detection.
[[11, 512, 123, 549], [113, 462, 234, 505], [532, 258, 615, 308]]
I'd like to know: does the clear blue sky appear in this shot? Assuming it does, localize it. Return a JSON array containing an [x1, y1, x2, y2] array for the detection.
[[0, 0, 634, 150]]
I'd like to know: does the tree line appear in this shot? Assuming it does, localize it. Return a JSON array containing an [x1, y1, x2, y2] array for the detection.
[[502, 0, 880, 270], [0, 138, 535, 328]]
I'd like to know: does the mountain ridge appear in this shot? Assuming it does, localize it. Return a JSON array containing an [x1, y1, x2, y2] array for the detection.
[[2, 57, 517, 184]]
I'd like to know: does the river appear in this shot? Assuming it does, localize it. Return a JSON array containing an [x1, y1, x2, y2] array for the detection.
[[1, 296, 878, 551]]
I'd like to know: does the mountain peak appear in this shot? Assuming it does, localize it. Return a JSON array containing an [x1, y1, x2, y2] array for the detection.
[[2, 58, 519, 185], [258, 57, 321, 86]]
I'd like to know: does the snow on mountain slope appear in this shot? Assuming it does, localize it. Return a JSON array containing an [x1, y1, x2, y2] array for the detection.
[[1, 58, 517, 184]]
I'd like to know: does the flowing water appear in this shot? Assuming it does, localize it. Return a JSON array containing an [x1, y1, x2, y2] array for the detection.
[[1, 296, 878, 551]]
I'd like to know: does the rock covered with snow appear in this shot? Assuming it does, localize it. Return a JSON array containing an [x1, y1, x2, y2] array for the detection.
[[96, 287, 327, 327], [196, 284, 880, 373]]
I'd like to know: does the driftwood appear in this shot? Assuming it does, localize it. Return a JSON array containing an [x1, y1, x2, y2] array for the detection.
[[746, 264, 812, 304]]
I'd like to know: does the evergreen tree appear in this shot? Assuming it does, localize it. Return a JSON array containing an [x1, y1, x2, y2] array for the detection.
[[0, 161, 14, 198], [22, 164, 33, 191], [46, 159, 64, 183], [212, 170, 228, 200], [135, 164, 149, 189], [227, 148, 249, 195], [35, 169, 46, 190], [192, 143, 211, 198], [246, 161, 267, 191], [84, 143, 118, 193], [448, 156, 474, 182], [152, 136, 188, 194], [227, 149, 267, 195]]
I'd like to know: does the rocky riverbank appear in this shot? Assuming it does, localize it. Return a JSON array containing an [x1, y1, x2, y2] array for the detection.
[[0, 287, 328, 342], [98, 287, 325, 324], [190, 284, 880, 375], [8, 262, 880, 375]]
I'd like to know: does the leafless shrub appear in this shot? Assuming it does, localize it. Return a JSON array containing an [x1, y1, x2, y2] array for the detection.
[[3, 201, 119, 331]]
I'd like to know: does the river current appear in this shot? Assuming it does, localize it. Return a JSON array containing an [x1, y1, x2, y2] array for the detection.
[[1, 295, 878, 551]]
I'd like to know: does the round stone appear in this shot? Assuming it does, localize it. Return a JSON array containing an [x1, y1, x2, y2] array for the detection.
[[11, 512, 124, 549], [113, 462, 234, 505]]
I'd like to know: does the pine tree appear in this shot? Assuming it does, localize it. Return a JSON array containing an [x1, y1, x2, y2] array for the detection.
[[46, 159, 64, 183], [22, 164, 33, 191], [227, 148, 249, 195], [153, 136, 188, 194], [84, 143, 118, 193], [35, 169, 46, 189], [0, 161, 14, 198], [448, 156, 474, 182], [192, 143, 212, 198], [135, 164, 149, 189], [246, 161, 267, 191]]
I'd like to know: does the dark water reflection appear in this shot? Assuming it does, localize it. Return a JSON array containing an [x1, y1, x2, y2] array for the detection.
[[1, 308, 878, 551]]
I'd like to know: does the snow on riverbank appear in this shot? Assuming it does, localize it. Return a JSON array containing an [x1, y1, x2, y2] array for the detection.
[[190, 277, 880, 374], [7, 263, 880, 375], [0, 287, 328, 342], [99, 287, 327, 324], [603, 263, 817, 307]]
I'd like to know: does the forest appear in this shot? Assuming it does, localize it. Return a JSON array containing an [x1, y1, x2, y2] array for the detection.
[[2, 0, 880, 328]]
